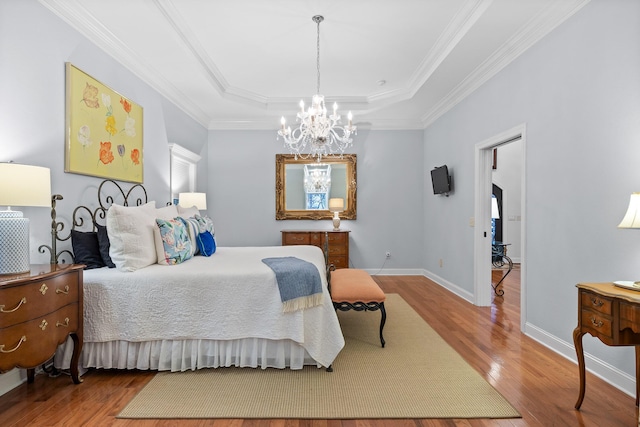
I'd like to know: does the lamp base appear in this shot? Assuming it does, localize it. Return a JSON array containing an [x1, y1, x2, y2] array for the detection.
[[332, 212, 341, 231], [0, 210, 30, 275]]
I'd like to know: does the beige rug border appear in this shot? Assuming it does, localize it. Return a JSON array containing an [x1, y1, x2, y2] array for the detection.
[[118, 294, 520, 420]]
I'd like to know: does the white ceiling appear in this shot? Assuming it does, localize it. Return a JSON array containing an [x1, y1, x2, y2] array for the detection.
[[41, 0, 589, 130]]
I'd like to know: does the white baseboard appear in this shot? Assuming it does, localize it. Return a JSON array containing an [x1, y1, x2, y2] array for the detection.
[[0, 369, 26, 397], [524, 322, 636, 398], [422, 269, 475, 303], [422, 268, 635, 399]]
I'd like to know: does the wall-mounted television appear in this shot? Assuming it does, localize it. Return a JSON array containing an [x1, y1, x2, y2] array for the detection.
[[431, 165, 452, 196]]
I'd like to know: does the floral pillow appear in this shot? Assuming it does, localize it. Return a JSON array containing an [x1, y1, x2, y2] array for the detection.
[[154, 218, 192, 265]]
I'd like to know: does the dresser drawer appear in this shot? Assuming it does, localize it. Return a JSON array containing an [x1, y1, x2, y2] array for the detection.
[[327, 232, 347, 244], [580, 291, 612, 316], [620, 302, 640, 334], [0, 303, 79, 371], [328, 256, 348, 269], [581, 308, 613, 339], [0, 272, 79, 328], [328, 244, 347, 256], [283, 233, 310, 245]]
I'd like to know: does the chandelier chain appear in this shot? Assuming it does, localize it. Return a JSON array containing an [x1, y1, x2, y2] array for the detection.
[[316, 16, 321, 95]]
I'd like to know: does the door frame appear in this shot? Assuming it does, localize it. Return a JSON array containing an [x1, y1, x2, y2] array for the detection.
[[473, 123, 527, 329]]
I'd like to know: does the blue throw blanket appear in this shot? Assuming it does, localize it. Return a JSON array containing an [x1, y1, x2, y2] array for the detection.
[[262, 256, 324, 312]]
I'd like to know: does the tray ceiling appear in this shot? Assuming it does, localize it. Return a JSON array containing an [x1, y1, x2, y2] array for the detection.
[[41, 0, 590, 130]]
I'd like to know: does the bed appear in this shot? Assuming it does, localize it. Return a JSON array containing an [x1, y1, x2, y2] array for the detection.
[[45, 180, 344, 373]]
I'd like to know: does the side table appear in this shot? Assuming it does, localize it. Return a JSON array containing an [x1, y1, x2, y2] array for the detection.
[[0, 264, 84, 384], [574, 282, 640, 409]]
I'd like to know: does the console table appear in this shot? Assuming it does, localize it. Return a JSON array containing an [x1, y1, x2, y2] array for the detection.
[[573, 282, 640, 409], [281, 230, 350, 269]]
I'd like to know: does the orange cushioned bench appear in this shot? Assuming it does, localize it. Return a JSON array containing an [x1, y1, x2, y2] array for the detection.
[[328, 267, 386, 347]]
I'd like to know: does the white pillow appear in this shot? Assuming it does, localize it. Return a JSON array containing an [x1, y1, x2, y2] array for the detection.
[[106, 201, 157, 271], [177, 205, 199, 217], [156, 204, 179, 220]]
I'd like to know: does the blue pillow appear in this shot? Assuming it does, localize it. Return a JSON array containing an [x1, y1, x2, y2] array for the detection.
[[71, 230, 105, 269], [197, 230, 216, 256], [95, 224, 116, 268]]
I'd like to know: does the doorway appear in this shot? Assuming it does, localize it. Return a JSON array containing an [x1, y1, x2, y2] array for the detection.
[[473, 124, 526, 330]]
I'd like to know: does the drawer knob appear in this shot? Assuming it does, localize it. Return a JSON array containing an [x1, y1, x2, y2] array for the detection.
[[0, 336, 26, 353], [56, 318, 70, 328], [0, 297, 27, 313], [590, 297, 604, 308], [39, 283, 48, 295], [590, 316, 604, 328], [39, 319, 48, 331], [56, 285, 70, 295]]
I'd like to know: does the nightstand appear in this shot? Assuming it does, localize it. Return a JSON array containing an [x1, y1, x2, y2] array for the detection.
[[0, 264, 84, 384]]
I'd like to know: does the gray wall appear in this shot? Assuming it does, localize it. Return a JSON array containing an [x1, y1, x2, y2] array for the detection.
[[423, 0, 640, 384], [0, 0, 208, 261], [0, 0, 207, 391], [208, 129, 425, 271]]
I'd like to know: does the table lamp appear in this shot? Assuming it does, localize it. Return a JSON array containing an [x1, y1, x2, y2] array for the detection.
[[179, 192, 207, 210], [329, 198, 344, 231], [0, 163, 51, 274], [615, 193, 640, 288], [618, 193, 640, 229]]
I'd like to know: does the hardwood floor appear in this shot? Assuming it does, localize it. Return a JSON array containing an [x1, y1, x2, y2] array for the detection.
[[1, 270, 637, 426]]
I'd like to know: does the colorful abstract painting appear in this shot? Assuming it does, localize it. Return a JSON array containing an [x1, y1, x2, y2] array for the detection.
[[65, 63, 143, 183]]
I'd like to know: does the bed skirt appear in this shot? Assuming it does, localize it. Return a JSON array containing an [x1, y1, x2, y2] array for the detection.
[[54, 337, 318, 373]]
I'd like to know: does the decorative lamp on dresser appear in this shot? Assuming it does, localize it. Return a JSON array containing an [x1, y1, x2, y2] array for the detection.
[[282, 230, 350, 269], [0, 264, 83, 384]]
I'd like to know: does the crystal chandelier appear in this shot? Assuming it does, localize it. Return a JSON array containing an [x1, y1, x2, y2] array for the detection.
[[277, 15, 356, 162]]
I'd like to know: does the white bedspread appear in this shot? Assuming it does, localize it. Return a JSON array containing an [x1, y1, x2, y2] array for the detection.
[[80, 245, 344, 368]]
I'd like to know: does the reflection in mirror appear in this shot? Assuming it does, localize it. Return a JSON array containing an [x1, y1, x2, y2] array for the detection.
[[276, 154, 356, 220]]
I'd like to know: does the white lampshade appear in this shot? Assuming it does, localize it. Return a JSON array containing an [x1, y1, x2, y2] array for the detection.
[[0, 163, 51, 208], [618, 193, 640, 228], [328, 198, 344, 212], [491, 197, 500, 219], [0, 163, 52, 275], [179, 192, 207, 210]]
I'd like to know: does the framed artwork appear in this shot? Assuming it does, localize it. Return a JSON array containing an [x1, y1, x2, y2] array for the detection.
[[65, 63, 144, 183]]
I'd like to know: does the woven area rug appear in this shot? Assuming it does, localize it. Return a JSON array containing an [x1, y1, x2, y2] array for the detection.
[[118, 294, 520, 419]]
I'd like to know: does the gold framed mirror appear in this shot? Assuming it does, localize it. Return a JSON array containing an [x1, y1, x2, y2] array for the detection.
[[276, 154, 357, 220]]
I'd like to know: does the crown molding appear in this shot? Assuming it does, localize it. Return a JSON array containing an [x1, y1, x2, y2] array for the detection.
[[40, 0, 591, 132], [421, 0, 591, 127], [39, 0, 212, 128], [206, 117, 424, 131]]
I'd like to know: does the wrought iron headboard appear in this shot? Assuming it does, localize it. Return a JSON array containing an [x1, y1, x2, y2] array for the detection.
[[38, 179, 148, 264]]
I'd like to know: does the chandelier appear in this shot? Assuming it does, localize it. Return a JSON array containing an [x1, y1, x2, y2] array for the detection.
[[277, 15, 356, 162]]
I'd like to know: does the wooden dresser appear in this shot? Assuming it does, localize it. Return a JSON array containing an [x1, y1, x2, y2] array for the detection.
[[574, 282, 640, 410], [0, 264, 84, 384], [281, 230, 350, 269]]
